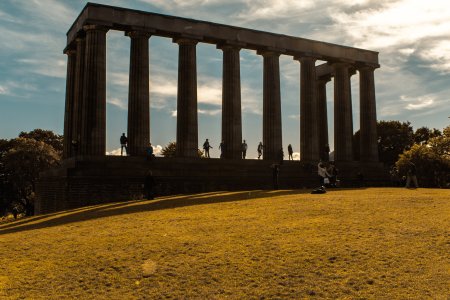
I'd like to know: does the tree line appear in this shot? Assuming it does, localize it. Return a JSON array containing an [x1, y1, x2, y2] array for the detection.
[[1, 122, 449, 218]]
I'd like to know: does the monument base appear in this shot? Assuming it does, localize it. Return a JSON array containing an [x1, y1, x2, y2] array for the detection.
[[35, 156, 389, 214]]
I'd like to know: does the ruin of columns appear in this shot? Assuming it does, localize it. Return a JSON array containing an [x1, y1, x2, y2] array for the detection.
[[219, 44, 242, 159], [127, 31, 151, 156], [174, 38, 199, 158]]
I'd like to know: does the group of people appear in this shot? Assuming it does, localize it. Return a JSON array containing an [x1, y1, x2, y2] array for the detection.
[[317, 161, 339, 187], [120, 133, 154, 160], [203, 139, 297, 161]]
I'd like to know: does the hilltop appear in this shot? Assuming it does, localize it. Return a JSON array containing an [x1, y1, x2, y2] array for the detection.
[[0, 188, 449, 299]]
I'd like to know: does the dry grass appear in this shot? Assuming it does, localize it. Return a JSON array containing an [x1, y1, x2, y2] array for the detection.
[[0, 188, 449, 299]]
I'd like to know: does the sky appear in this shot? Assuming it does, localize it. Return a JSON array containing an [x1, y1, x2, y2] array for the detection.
[[0, 0, 449, 158]]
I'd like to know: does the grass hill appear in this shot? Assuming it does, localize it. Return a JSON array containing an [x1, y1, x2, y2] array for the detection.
[[0, 188, 449, 299]]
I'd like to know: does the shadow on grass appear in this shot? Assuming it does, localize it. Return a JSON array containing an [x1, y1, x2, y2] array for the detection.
[[0, 189, 311, 235]]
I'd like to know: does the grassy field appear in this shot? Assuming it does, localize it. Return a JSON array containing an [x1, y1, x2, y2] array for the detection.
[[0, 188, 449, 299]]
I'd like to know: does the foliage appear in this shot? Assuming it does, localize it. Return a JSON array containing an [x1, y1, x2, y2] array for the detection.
[[161, 141, 204, 158], [353, 120, 414, 166], [413, 126, 442, 145], [0, 130, 62, 217], [0, 189, 448, 298], [19, 129, 63, 154], [395, 125, 450, 187]]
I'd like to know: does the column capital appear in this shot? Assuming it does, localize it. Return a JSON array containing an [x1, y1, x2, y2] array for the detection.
[[256, 50, 282, 57], [64, 48, 76, 56], [356, 63, 380, 71], [317, 74, 332, 83], [125, 31, 152, 39], [82, 24, 109, 33], [293, 54, 319, 62], [173, 37, 199, 45], [216, 42, 243, 51]]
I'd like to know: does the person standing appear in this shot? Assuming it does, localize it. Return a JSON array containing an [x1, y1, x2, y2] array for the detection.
[[203, 139, 212, 158], [257, 142, 264, 159], [317, 162, 330, 186], [219, 140, 226, 158], [241, 140, 248, 159], [287, 144, 293, 160], [278, 148, 284, 165], [120, 133, 128, 156], [405, 162, 419, 188]]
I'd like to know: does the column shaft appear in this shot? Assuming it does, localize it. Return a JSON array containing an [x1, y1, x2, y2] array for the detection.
[[262, 52, 282, 161], [316, 77, 330, 160], [127, 31, 151, 156], [220, 45, 242, 159], [72, 37, 85, 156], [359, 66, 379, 162], [299, 56, 319, 161], [80, 25, 108, 156], [63, 49, 77, 159], [333, 63, 354, 161], [175, 39, 198, 158]]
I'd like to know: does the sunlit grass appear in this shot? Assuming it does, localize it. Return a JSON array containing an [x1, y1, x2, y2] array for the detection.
[[0, 188, 449, 299]]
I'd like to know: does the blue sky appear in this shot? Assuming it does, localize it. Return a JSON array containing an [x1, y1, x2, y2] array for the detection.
[[0, 0, 449, 158]]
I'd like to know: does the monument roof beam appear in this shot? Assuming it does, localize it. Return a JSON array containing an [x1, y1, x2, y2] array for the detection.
[[66, 2, 379, 65]]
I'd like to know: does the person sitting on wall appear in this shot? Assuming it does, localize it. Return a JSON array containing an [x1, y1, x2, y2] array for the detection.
[[317, 162, 330, 186], [120, 133, 128, 156]]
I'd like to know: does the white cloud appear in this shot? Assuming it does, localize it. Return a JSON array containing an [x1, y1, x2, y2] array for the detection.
[[0, 85, 8, 95], [108, 97, 127, 110], [106, 144, 163, 156], [404, 96, 435, 111]]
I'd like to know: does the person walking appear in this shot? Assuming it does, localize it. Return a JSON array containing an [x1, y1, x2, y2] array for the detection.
[[405, 162, 419, 188], [287, 144, 293, 160], [257, 142, 264, 159], [120, 133, 128, 156], [203, 139, 212, 158], [241, 140, 248, 159]]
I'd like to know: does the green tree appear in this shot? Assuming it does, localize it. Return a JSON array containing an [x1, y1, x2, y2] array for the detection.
[[161, 141, 203, 158], [2, 138, 60, 216], [353, 120, 414, 166], [396, 125, 450, 187], [19, 129, 63, 154], [413, 126, 442, 145]]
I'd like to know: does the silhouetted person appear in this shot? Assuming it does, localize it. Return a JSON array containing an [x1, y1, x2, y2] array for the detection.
[[271, 164, 280, 190], [327, 161, 338, 187], [219, 140, 226, 158], [146, 143, 154, 161], [120, 133, 128, 156], [406, 162, 419, 188], [144, 170, 155, 200], [257, 142, 264, 159], [278, 148, 284, 165], [287, 144, 293, 160], [203, 139, 212, 158], [241, 140, 248, 159]]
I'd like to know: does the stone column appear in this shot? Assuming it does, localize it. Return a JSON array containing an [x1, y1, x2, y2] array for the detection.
[[259, 51, 282, 161], [80, 25, 108, 156], [359, 65, 379, 162], [332, 62, 353, 161], [63, 48, 77, 159], [296, 56, 319, 161], [72, 37, 86, 157], [218, 44, 242, 159], [126, 31, 151, 156], [174, 38, 198, 158], [316, 75, 331, 161]]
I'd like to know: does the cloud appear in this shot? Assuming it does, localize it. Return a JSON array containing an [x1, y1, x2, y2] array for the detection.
[[0, 85, 8, 95], [108, 98, 127, 110], [403, 96, 435, 111], [106, 144, 163, 156]]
